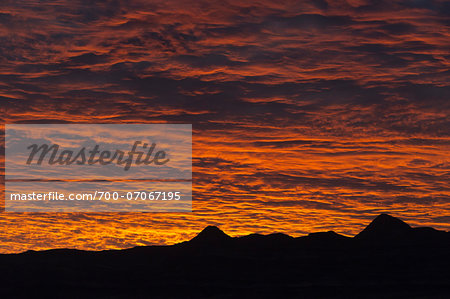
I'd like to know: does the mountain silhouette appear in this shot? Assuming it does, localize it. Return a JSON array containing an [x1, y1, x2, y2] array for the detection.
[[0, 214, 448, 298], [305, 230, 349, 241], [355, 213, 412, 241], [298, 230, 351, 248], [189, 225, 232, 245]]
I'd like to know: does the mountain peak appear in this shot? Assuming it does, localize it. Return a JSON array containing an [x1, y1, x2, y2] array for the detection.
[[371, 214, 411, 229], [190, 226, 232, 244], [355, 214, 411, 240]]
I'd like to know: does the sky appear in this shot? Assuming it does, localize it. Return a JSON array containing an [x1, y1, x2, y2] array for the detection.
[[0, 0, 449, 253]]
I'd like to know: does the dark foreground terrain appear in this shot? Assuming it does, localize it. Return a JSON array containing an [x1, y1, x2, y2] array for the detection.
[[1, 214, 449, 298]]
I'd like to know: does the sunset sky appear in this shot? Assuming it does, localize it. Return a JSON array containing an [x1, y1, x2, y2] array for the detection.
[[1, 0, 449, 253]]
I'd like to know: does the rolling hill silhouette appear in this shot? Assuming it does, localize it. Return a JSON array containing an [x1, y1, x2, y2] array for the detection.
[[0, 214, 449, 298]]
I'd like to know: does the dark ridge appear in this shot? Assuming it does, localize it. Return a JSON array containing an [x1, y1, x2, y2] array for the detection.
[[306, 230, 348, 240], [412, 226, 450, 242], [189, 225, 232, 244], [235, 232, 295, 249], [0, 214, 449, 298], [355, 213, 411, 240], [296, 231, 351, 248], [237, 232, 294, 242]]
